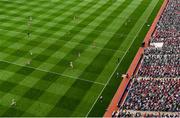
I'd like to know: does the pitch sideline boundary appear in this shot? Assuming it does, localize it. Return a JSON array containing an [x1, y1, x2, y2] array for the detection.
[[103, 0, 168, 117]]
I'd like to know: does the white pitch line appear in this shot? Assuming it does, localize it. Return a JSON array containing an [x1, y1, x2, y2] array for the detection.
[[85, 40, 128, 117], [85, 7, 149, 117], [0, 60, 105, 86]]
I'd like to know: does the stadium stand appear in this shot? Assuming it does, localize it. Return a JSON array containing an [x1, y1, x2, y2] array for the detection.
[[122, 78, 179, 111], [108, 0, 180, 117]]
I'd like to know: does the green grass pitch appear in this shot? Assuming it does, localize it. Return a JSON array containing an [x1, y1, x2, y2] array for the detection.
[[0, 0, 163, 116]]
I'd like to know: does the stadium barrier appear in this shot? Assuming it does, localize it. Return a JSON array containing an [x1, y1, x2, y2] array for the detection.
[[103, 0, 169, 117]]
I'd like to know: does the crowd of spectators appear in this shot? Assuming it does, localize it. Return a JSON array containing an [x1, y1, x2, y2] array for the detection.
[[138, 0, 180, 78], [144, 47, 180, 55], [112, 78, 180, 117], [123, 78, 180, 112], [113, 0, 180, 117], [138, 54, 179, 78]]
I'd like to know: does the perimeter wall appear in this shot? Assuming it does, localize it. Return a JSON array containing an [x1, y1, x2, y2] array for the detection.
[[104, 0, 168, 117]]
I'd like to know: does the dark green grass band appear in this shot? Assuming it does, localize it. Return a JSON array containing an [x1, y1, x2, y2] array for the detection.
[[88, 0, 163, 116], [0, 0, 163, 116]]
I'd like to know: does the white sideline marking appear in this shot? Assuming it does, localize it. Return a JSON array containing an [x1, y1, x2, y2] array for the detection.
[[85, 41, 128, 117], [0, 60, 105, 86], [85, 8, 148, 117]]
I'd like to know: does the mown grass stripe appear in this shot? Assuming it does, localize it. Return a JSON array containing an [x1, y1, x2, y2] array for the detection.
[[0, 0, 164, 116], [0, 0, 84, 40], [69, 0, 141, 84], [0, 0, 104, 116], [25, 0, 101, 68], [50, 0, 132, 74], [88, 0, 163, 116], [0, 0, 80, 49], [94, 0, 160, 83], [0, 0, 87, 63], [0, 60, 105, 86], [24, 0, 116, 71], [86, 0, 160, 116], [0, 0, 71, 28], [79, 0, 151, 81], [0, 0, 96, 116], [50, 0, 153, 116], [46, 1, 138, 116]]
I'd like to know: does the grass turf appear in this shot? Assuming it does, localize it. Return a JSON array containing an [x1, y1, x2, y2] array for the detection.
[[0, 0, 163, 116]]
